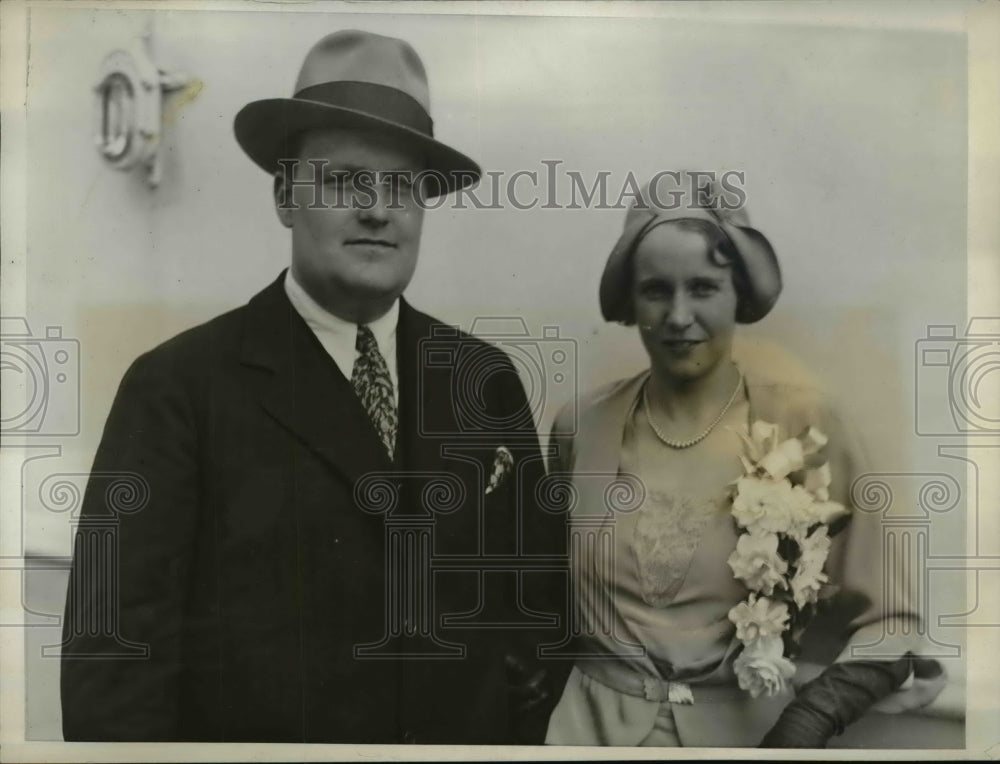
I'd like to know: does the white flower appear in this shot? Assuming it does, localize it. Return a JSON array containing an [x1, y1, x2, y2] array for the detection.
[[733, 635, 796, 698], [724, 420, 844, 699], [788, 483, 818, 520], [732, 477, 813, 535], [788, 496, 848, 542], [733, 420, 779, 464], [799, 526, 831, 566], [787, 488, 843, 539], [798, 426, 829, 456], [732, 476, 781, 531], [810, 499, 848, 525], [791, 564, 829, 609], [758, 437, 805, 481], [667, 682, 694, 705], [727, 531, 788, 595], [750, 420, 780, 457], [484, 446, 514, 495], [796, 528, 831, 575], [728, 593, 790, 643], [802, 462, 832, 501], [790, 527, 831, 608]]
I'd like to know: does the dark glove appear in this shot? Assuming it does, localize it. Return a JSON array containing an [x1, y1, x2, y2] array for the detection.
[[505, 653, 552, 744], [759, 655, 913, 748]]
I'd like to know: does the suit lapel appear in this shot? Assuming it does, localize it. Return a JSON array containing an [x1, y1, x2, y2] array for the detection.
[[395, 299, 453, 479], [239, 273, 393, 487], [574, 372, 647, 516]]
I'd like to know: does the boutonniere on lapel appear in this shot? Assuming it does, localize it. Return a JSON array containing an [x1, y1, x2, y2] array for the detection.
[[724, 421, 849, 699], [484, 446, 514, 496]]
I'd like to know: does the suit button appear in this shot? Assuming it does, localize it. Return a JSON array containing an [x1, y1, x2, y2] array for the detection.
[[402, 730, 417, 744]]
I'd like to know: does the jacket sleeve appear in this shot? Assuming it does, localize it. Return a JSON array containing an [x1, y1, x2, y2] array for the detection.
[[60, 349, 201, 741], [546, 400, 577, 477], [797, 394, 946, 712]]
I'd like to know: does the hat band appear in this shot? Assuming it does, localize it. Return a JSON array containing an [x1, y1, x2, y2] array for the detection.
[[294, 81, 434, 137]]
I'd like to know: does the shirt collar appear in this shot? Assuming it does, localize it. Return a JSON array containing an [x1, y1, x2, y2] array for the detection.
[[284, 269, 399, 356]]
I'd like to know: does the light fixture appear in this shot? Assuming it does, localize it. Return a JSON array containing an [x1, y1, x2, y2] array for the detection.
[[94, 36, 189, 187]]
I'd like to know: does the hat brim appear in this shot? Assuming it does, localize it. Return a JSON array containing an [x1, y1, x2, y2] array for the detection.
[[599, 209, 782, 324], [234, 98, 481, 198]]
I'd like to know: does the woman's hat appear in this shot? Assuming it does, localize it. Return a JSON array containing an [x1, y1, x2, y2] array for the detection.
[[599, 171, 782, 324], [234, 30, 481, 197]]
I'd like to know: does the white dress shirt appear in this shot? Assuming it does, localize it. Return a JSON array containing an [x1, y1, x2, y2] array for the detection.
[[284, 270, 399, 405]]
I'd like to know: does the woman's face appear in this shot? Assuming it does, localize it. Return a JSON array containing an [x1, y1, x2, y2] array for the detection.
[[632, 223, 739, 383]]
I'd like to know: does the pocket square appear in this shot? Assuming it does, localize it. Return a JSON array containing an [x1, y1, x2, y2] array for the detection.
[[485, 446, 514, 495]]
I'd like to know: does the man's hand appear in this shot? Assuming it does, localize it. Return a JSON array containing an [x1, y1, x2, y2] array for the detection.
[[505, 653, 552, 743]]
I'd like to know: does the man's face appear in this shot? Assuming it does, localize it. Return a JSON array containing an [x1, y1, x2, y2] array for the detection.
[[275, 127, 426, 321]]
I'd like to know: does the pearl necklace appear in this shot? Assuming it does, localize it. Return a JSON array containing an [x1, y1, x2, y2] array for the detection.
[[642, 370, 745, 449]]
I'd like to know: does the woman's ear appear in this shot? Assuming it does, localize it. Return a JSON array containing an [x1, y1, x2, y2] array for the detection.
[[273, 172, 294, 229]]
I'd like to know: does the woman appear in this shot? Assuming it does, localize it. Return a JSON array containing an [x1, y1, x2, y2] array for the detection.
[[544, 172, 945, 747]]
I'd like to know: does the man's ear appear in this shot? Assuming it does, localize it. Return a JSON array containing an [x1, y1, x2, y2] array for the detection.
[[273, 172, 294, 229]]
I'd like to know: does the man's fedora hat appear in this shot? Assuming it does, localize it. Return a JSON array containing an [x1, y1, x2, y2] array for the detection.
[[600, 171, 782, 324], [234, 30, 481, 197]]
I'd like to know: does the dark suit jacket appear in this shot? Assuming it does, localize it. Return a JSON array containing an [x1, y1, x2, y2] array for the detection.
[[60, 273, 567, 743]]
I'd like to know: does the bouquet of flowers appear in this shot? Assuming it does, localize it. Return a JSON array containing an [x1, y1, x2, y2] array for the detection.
[[726, 421, 849, 698]]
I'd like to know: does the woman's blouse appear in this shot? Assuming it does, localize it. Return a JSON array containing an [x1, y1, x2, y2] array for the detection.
[[546, 368, 945, 746], [614, 390, 748, 679], [576, 382, 752, 685]]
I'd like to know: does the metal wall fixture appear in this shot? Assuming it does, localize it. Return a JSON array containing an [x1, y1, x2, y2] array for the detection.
[[94, 35, 189, 188]]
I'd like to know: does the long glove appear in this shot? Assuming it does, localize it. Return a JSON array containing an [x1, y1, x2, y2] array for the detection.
[[759, 655, 913, 748]]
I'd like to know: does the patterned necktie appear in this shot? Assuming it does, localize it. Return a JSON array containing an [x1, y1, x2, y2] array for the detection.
[[351, 325, 397, 460]]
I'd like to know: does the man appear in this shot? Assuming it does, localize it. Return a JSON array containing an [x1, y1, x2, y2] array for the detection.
[[61, 30, 565, 743]]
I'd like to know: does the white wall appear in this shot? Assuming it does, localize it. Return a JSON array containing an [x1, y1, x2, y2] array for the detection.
[[14, 4, 971, 740]]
